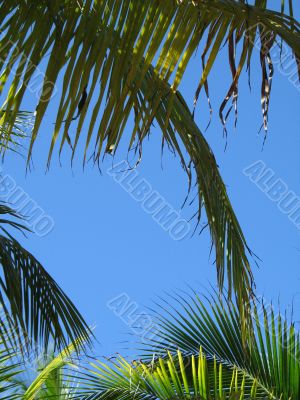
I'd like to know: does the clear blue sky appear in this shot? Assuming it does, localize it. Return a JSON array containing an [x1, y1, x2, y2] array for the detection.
[[1, 20, 300, 358]]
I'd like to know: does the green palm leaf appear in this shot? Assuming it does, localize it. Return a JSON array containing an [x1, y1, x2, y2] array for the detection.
[[0, 110, 34, 157], [71, 290, 299, 399], [0, 320, 23, 399], [75, 349, 264, 399], [0, 1, 298, 161], [8, 336, 85, 399], [0, 203, 92, 355], [139, 290, 300, 399], [142, 67, 255, 324], [11, 290, 299, 399], [22, 340, 80, 400]]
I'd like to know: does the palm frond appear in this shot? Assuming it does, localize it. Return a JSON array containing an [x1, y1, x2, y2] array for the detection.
[[0, 203, 92, 355], [139, 290, 300, 400], [74, 290, 300, 399], [22, 340, 80, 400], [75, 348, 279, 399], [0, 0, 299, 160], [142, 66, 255, 324], [0, 351, 21, 399], [0, 321, 23, 399], [0, 110, 34, 157], [10, 289, 299, 399]]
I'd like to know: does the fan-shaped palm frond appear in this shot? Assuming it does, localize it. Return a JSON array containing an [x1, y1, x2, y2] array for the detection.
[[0, 203, 92, 355], [1, 0, 299, 326]]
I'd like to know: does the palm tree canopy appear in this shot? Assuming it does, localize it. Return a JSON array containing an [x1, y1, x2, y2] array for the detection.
[[1, 0, 299, 325], [1, 1, 298, 161]]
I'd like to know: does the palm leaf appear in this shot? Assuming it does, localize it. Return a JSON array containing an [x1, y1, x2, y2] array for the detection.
[[74, 348, 276, 399], [12, 290, 299, 399], [0, 348, 21, 399], [0, 1, 298, 160], [0, 110, 34, 157], [22, 340, 80, 400], [139, 290, 300, 400], [0, 320, 23, 399], [0, 203, 92, 355], [142, 66, 255, 325]]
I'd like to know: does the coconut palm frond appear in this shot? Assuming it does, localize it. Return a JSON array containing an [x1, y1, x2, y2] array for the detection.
[[22, 340, 80, 400], [0, 1, 299, 163], [0, 203, 92, 355], [139, 290, 300, 400], [73, 290, 300, 399], [74, 348, 281, 399], [13, 290, 300, 399], [142, 66, 255, 322], [0, 322, 23, 399]]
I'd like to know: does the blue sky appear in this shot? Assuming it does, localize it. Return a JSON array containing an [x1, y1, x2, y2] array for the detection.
[[1, 16, 300, 358]]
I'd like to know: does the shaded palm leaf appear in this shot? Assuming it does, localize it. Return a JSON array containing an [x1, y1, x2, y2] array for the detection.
[[0, 321, 23, 399], [0, 110, 34, 157], [0, 203, 92, 355], [141, 66, 255, 325], [0, 349, 21, 399]]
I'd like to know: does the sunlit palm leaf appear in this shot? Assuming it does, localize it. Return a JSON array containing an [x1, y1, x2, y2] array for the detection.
[[73, 291, 300, 399], [0, 204, 92, 355], [74, 348, 277, 399], [0, 1, 299, 160], [139, 290, 300, 399], [22, 340, 80, 400]]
